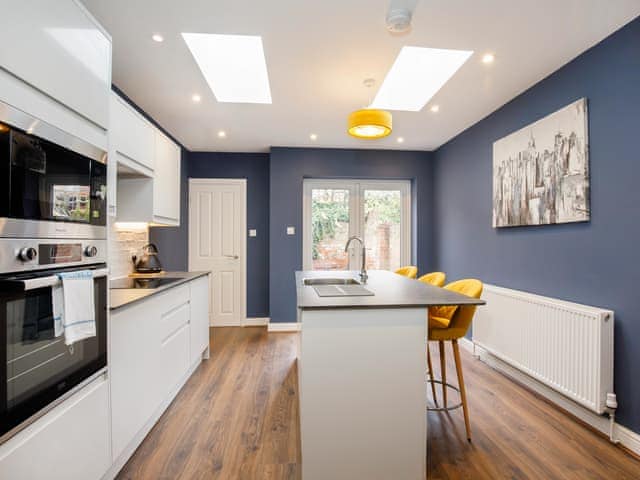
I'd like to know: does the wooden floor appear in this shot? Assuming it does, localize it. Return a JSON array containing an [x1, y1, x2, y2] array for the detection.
[[117, 327, 640, 480]]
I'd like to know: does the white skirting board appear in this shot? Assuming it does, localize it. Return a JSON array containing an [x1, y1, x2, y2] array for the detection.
[[459, 338, 640, 457], [211, 318, 270, 327], [268, 322, 301, 332]]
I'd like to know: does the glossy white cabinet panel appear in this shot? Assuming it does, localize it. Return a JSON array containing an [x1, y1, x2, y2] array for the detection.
[[110, 93, 155, 174], [190, 275, 211, 365], [0, 0, 111, 128], [0, 375, 111, 480], [153, 130, 182, 225], [110, 295, 163, 461]]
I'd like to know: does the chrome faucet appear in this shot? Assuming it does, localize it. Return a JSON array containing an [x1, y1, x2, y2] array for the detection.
[[344, 236, 368, 283]]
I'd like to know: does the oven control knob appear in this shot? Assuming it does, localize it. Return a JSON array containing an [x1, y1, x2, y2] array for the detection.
[[18, 247, 37, 262], [84, 245, 98, 257]]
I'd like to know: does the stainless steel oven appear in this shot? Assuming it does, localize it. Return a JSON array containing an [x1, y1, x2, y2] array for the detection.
[[0, 261, 107, 441], [0, 100, 108, 443]]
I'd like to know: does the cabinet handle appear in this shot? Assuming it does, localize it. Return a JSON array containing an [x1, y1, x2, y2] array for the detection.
[[223, 255, 239, 259]]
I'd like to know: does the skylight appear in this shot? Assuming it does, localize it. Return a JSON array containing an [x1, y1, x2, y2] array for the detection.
[[182, 33, 272, 104], [370, 47, 473, 112]]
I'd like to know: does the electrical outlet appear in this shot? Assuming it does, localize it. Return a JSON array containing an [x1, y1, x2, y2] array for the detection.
[[286, 226, 295, 235], [249, 229, 257, 237]]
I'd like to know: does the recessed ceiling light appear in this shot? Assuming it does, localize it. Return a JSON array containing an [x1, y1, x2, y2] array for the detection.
[[152, 34, 164, 43], [310, 133, 318, 141], [482, 53, 495, 64], [430, 105, 440, 113], [182, 33, 272, 104], [397, 137, 404, 143], [218, 130, 227, 138], [192, 94, 201, 103], [370, 47, 473, 112]]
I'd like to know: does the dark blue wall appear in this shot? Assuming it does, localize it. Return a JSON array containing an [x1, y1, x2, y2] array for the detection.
[[433, 18, 640, 432], [188, 152, 271, 318], [270, 147, 434, 324]]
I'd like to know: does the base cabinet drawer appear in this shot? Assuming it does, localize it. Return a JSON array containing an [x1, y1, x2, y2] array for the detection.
[[0, 375, 111, 480]]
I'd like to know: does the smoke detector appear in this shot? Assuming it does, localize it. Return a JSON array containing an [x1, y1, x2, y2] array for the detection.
[[386, 7, 412, 34]]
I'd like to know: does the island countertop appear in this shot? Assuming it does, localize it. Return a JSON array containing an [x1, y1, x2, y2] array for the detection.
[[296, 270, 485, 310]]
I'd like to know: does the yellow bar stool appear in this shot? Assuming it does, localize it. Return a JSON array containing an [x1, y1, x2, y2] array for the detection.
[[395, 266, 418, 279], [417, 272, 446, 406], [426, 279, 483, 441], [417, 271, 446, 287]]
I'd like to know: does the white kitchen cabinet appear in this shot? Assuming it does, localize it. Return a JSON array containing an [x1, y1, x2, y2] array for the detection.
[[115, 126, 181, 226], [109, 279, 207, 470], [190, 275, 211, 365], [0, 374, 111, 480], [109, 93, 155, 175], [0, 0, 111, 131], [152, 130, 182, 225]]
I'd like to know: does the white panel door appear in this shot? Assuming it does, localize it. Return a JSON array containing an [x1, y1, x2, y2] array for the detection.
[[189, 179, 246, 326]]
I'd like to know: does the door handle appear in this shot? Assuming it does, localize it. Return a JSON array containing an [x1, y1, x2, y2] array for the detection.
[[223, 255, 239, 259]]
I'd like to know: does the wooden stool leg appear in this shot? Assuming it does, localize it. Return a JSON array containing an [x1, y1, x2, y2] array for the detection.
[[439, 340, 447, 407], [452, 339, 471, 441], [427, 342, 438, 406]]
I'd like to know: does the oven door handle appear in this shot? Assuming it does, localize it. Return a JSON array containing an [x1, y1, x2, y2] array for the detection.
[[6, 267, 109, 291]]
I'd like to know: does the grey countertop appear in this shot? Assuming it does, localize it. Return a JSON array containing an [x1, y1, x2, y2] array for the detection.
[[296, 270, 485, 310], [109, 271, 210, 311]]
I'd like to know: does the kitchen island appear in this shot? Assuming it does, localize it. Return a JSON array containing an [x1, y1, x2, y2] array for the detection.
[[296, 270, 484, 480]]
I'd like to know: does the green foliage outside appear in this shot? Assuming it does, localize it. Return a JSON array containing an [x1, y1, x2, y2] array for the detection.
[[311, 191, 400, 260]]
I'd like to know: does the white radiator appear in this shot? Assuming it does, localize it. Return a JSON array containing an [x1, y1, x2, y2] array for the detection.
[[473, 284, 614, 414]]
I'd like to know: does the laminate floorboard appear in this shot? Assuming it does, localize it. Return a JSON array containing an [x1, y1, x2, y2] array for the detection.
[[116, 327, 640, 479]]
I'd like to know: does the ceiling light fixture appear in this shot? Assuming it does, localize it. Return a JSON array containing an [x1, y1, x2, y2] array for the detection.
[[182, 33, 272, 104], [218, 130, 227, 138], [310, 133, 318, 141], [482, 52, 495, 64], [192, 94, 201, 102], [397, 137, 404, 143], [430, 105, 440, 113], [152, 34, 164, 43], [348, 78, 392, 140], [370, 46, 473, 112]]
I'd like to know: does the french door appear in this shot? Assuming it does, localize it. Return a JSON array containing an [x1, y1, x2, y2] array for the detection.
[[302, 179, 411, 272]]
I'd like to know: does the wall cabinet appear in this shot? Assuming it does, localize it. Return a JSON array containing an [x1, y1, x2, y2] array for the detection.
[[0, 375, 111, 480], [111, 93, 181, 226], [110, 93, 155, 175], [109, 277, 210, 468], [0, 0, 110, 151]]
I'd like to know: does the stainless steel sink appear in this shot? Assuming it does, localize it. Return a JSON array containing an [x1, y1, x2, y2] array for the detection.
[[303, 277, 360, 286]]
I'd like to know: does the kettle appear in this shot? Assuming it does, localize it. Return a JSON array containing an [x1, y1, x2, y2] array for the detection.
[[133, 244, 163, 273]]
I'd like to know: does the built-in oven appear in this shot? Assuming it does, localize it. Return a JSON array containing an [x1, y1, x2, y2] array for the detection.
[[0, 262, 107, 441], [0, 106, 107, 240], [0, 100, 109, 443]]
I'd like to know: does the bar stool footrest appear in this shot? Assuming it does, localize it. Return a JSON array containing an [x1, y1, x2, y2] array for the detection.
[[427, 379, 463, 412]]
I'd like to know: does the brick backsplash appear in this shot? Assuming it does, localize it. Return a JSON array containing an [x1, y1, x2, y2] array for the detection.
[[108, 221, 149, 278]]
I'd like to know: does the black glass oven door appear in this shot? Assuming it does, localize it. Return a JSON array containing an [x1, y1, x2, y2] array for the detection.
[[0, 275, 107, 438]]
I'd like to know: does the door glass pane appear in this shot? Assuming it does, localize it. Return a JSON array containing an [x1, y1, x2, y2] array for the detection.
[[363, 189, 402, 271], [311, 188, 350, 270]]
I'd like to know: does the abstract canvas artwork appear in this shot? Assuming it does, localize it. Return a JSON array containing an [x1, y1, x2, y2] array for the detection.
[[492, 98, 590, 227]]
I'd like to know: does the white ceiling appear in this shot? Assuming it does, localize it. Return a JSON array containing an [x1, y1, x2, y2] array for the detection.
[[82, 0, 640, 153]]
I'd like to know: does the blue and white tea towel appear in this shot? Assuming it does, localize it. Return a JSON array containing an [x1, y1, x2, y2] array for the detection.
[[52, 270, 96, 346]]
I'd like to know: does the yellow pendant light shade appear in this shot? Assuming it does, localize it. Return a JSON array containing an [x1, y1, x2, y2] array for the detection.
[[348, 109, 392, 139]]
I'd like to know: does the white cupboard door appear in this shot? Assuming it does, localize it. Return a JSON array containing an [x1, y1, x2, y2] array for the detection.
[[190, 275, 211, 364], [153, 131, 181, 225], [189, 180, 246, 326], [110, 298, 163, 461], [0, 375, 111, 480], [0, 0, 111, 128], [110, 93, 155, 174]]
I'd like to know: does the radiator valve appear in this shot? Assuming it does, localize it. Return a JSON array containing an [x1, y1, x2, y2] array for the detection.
[[606, 393, 618, 409]]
